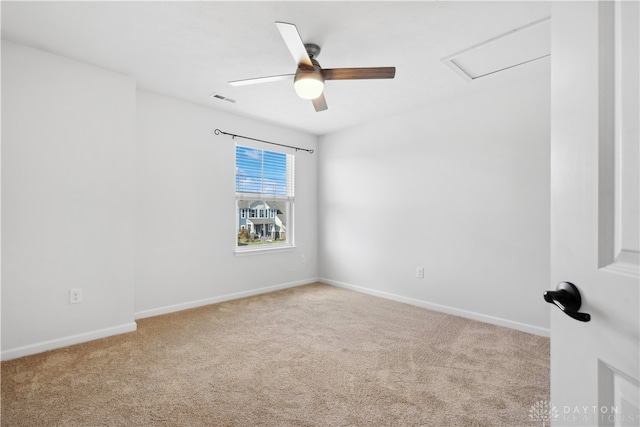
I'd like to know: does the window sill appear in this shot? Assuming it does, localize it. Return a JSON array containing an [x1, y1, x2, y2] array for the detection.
[[234, 245, 295, 257]]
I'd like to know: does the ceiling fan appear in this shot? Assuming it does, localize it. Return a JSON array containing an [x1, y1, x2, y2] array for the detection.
[[229, 22, 396, 112]]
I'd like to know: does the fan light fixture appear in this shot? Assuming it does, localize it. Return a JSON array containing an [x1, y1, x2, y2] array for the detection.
[[294, 68, 324, 99]]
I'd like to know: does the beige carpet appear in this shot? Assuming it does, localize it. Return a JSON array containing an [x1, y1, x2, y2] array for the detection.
[[1, 283, 549, 426]]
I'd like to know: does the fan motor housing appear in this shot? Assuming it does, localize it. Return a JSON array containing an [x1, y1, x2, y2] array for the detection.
[[304, 43, 321, 59], [295, 63, 323, 81]]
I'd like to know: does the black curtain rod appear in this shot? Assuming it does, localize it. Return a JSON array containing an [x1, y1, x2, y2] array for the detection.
[[214, 129, 314, 154]]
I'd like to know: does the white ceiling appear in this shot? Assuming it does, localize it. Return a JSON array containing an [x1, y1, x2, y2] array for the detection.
[[1, 1, 551, 136]]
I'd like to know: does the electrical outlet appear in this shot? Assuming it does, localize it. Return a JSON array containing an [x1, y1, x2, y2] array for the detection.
[[69, 288, 83, 304], [416, 267, 424, 279]]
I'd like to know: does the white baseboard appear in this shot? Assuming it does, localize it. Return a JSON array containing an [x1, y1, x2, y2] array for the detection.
[[135, 278, 319, 320], [320, 278, 550, 337], [1, 322, 138, 361], [3, 277, 544, 361], [1, 278, 320, 361]]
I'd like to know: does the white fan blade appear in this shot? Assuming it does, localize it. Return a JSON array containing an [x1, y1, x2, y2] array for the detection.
[[275, 22, 313, 68], [229, 74, 295, 87]]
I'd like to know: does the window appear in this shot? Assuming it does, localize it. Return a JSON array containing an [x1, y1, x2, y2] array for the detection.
[[235, 145, 294, 251]]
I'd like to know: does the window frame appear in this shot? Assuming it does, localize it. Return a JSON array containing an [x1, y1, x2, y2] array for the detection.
[[234, 144, 295, 255]]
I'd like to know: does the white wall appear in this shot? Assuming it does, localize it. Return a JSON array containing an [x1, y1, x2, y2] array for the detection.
[[134, 91, 318, 317], [1, 36, 549, 360], [318, 71, 551, 335], [1, 42, 318, 360], [1, 41, 137, 359]]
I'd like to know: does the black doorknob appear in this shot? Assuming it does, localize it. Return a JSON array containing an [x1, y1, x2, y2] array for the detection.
[[543, 282, 591, 322]]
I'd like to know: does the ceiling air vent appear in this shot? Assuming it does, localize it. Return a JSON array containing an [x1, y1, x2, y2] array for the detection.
[[210, 93, 237, 104], [442, 16, 550, 82]]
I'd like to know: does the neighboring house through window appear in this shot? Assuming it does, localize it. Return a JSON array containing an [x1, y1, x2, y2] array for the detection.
[[235, 144, 294, 250]]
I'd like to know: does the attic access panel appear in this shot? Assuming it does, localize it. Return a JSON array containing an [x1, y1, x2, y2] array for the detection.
[[442, 17, 550, 82]]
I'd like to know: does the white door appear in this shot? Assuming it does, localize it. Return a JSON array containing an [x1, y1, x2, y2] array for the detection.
[[549, 1, 639, 426]]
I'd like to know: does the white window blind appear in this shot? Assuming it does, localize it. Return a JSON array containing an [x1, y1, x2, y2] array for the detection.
[[235, 145, 294, 200]]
